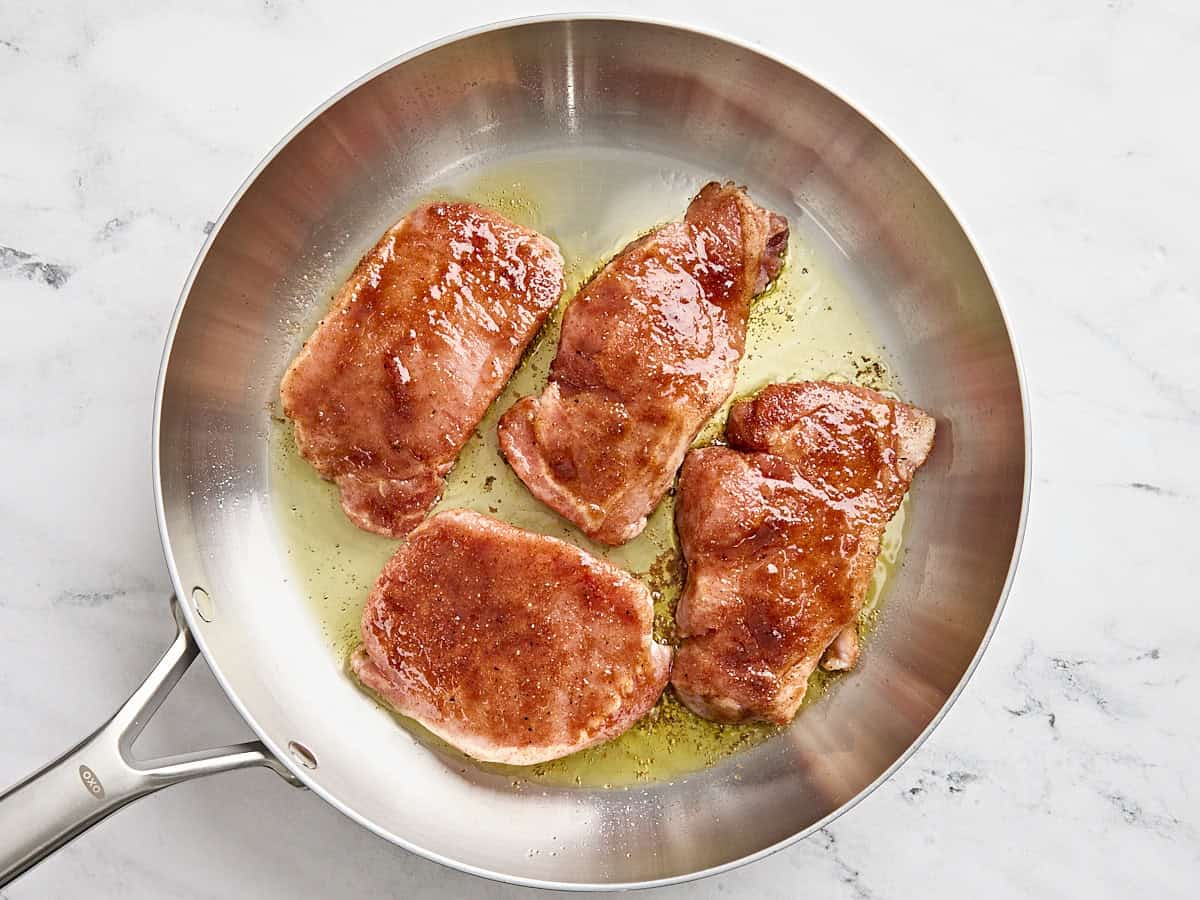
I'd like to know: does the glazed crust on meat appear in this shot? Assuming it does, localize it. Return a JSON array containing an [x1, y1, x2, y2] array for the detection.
[[351, 509, 672, 765], [725, 381, 936, 522], [498, 182, 788, 545], [280, 202, 564, 538], [671, 382, 935, 725]]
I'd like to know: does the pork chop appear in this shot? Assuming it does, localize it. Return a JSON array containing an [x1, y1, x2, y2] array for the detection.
[[351, 509, 672, 765], [498, 182, 788, 545], [281, 203, 564, 538], [671, 382, 935, 725]]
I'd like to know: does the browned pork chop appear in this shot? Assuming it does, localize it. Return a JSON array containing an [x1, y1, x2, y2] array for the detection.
[[281, 203, 564, 538], [671, 382, 935, 725], [498, 182, 788, 546], [351, 509, 672, 764]]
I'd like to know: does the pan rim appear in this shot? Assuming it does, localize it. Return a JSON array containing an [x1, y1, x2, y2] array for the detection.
[[152, 12, 1032, 891]]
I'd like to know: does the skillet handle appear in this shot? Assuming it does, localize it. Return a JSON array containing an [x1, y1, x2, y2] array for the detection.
[[0, 595, 301, 888]]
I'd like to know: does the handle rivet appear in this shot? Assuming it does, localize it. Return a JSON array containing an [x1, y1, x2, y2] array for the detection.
[[287, 741, 317, 770], [191, 587, 214, 623]]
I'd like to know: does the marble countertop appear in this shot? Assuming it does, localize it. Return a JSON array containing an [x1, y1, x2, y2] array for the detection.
[[1, 1, 1196, 897]]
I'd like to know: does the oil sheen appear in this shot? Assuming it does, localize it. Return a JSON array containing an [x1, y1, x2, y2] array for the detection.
[[269, 151, 907, 788]]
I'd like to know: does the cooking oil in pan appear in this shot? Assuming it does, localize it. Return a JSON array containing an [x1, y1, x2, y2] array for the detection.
[[269, 151, 908, 787]]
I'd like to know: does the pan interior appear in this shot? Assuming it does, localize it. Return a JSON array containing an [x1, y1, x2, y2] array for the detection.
[[268, 146, 910, 788], [157, 18, 1025, 887]]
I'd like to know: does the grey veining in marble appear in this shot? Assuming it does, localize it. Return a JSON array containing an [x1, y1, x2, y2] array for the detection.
[[1, 0, 1197, 897]]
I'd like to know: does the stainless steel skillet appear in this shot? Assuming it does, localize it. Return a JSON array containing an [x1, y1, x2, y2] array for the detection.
[[0, 15, 1029, 890]]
